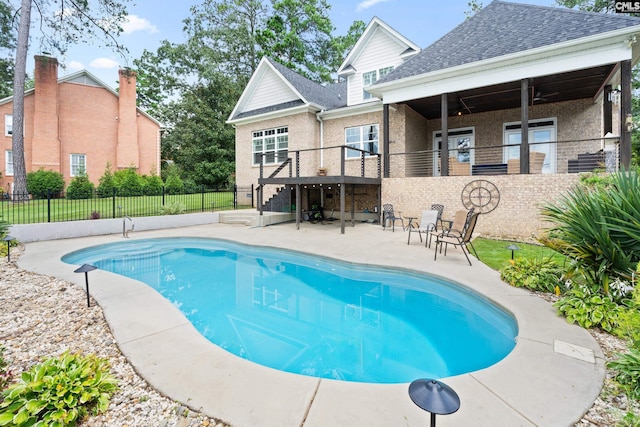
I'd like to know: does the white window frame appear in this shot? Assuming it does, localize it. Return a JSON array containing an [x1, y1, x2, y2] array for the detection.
[[5, 150, 13, 176], [503, 118, 557, 174], [252, 126, 288, 166], [362, 66, 394, 100], [70, 153, 86, 177], [432, 127, 475, 176], [345, 124, 379, 158], [4, 114, 12, 136]]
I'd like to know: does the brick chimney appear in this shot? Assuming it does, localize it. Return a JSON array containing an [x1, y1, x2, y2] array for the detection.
[[116, 68, 139, 169], [32, 55, 61, 170]]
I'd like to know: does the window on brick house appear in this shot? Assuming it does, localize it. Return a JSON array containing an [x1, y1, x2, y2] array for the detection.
[[345, 124, 379, 158], [5, 150, 13, 176], [4, 114, 12, 136], [70, 154, 86, 177], [252, 126, 288, 165]]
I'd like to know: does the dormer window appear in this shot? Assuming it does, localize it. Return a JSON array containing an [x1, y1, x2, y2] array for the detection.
[[363, 66, 394, 100]]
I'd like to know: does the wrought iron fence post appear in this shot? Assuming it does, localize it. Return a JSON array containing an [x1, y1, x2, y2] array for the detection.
[[112, 187, 117, 218], [234, 184, 238, 209], [251, 184, 254, 208], [201, 185, 205, 212], [162, 186, 165, 206], [47, 189, 51, 223]]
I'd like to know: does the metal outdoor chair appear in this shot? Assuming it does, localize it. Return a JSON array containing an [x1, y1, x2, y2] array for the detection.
[[434, 212, 480, 266], [407, 209, 439, 246], [382, 204, 404, 232]]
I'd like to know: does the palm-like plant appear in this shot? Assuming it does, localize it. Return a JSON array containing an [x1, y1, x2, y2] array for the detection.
[[540, 169, 640, 294]]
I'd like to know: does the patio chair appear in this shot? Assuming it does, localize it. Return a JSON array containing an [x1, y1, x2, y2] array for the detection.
[[507, 151, 546, 174], [428, 208, 472, 248], [407, 209, 439, 246], [434, 212, 480, 266], [382, 204, 404, 232]]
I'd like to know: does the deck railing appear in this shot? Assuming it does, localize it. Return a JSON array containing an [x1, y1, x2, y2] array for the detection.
[[389, 136, 620, 177]]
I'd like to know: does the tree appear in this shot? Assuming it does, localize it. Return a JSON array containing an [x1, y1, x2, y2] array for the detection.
[[465, 0, 484, 19], [10, 0, 131, 196], [0, 0, 16, 98], [256, 0, 337, 83], [554, 0, 617, 13]]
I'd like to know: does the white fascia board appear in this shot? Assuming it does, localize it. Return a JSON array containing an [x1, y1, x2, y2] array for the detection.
[[317, 100, 383, 120], [226, 104, 318, 126], [370, 28, 640, 103]]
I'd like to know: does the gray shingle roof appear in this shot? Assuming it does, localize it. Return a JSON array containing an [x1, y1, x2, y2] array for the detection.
[[266, 58, 347, 110], [377, 0, 640, 84]]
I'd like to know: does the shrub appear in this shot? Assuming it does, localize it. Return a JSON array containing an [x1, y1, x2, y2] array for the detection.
[[89, 211, 101, 220], [164, 174, 183, 195], [554, 284, 620, 332], [113, 168, 143, 197], [540, 169, 640, 294], [500, 256, 564, 293], [0, 351, 118, 426], [142, 174, 163, 196], [608, 348, 640, 401], [615, 285, 640, 347], [159, 202, 186, 215], [96, 163, 116, 198], [26, 169, 65, 199], [66, 174, 95, 200]]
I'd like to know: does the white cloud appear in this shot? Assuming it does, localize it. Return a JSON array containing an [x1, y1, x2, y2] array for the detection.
[[67, 60, 84, 71], [90, 58, 120, 69], [356, 0, 390, 12], [121, 15, 159, 35]]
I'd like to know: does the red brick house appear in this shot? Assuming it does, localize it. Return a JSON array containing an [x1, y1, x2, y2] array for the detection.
[[0, 55, 161, 194]]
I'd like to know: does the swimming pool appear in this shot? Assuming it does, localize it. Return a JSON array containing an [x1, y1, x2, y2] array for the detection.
[[63, 237, 517, 384]]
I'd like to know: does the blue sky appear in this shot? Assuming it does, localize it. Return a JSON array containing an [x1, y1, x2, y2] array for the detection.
[[27, 0, 557, 89]]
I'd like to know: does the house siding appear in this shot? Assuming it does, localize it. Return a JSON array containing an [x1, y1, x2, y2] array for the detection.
[[244, 70, 299, 113], [348, 28, 412, 106]]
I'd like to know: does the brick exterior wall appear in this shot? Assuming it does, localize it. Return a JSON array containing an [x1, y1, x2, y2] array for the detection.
[[0, 56, 160, 192], [382, 174, 581, 240]]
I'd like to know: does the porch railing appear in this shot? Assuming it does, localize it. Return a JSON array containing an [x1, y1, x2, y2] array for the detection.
[[389, 136, 620, 177]]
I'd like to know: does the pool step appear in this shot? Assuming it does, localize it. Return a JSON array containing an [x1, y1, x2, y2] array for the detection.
[[219, 211, 295, 227], [219, 213, 257, 226]]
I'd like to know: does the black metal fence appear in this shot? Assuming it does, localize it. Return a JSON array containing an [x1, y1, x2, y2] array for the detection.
[[0, 185, 255, 225]]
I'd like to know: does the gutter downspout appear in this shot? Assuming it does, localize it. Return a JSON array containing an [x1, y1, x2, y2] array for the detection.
[[316, 110, 325, 167]]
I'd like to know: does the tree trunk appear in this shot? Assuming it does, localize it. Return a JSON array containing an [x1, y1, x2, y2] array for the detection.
[[11, 0, 31, 198]]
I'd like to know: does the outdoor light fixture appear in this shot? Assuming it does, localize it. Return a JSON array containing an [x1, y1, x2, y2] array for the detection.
[[506, 244, 521, 260], [3, 235, 15, 262], [74, 264, 97, 307], [409, 378, 460, 427], [626, 114, 634, 132]]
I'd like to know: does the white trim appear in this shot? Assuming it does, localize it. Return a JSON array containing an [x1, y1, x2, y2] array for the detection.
[[227, 104, 318, 126], [338, 17, 420, 76], [4, 114, 12, 136], [317, 100, 383, 120], [369, 27, 640, 103], [5, 150, 13, 176], [70, 153, 86, 177]]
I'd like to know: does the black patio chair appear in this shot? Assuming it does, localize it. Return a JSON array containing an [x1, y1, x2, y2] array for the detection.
[[382, 204, 404, 232]]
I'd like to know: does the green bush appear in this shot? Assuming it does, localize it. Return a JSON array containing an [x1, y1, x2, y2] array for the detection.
[[159, 202, 186, 215], [164, 174, 183, 195], [113, 168, 143, 197], [26, 170, 65, 199], [554, 284, 620, 332], [0, 351, 118, 426], [615, 285, 640, 347], [608, 348, 640, 401], [540, 169, 640, 294], [142, 174, 163, 196], [96, 164, 116, 198], [500, 256, 564, 293], [66, 175, 95, 200]]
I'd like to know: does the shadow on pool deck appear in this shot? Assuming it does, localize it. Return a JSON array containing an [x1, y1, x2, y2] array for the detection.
[[17, 221, 604, 427]]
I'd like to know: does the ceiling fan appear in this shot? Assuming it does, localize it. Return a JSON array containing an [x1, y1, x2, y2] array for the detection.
[[531, 87, 559, 104]]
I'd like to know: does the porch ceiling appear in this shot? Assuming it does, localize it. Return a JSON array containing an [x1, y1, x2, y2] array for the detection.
[[403, 64, 616, 119]]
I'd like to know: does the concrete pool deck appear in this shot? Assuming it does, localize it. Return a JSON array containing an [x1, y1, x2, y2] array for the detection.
[[17, 221, 604, 427]]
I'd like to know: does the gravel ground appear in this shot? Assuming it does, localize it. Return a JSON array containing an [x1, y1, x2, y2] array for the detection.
[[0, 246, 637, 426]]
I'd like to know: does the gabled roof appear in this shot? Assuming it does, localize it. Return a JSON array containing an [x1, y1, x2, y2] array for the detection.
[[377, 0, 640, 84], [337, 16, 420, 76], [228, 57, 346, 122]]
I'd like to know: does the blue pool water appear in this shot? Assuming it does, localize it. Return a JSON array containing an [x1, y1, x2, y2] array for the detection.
[[62, 237, 517, 384]]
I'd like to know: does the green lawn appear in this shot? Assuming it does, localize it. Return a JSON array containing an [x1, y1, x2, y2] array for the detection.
[[472, 237, 567, 271]]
